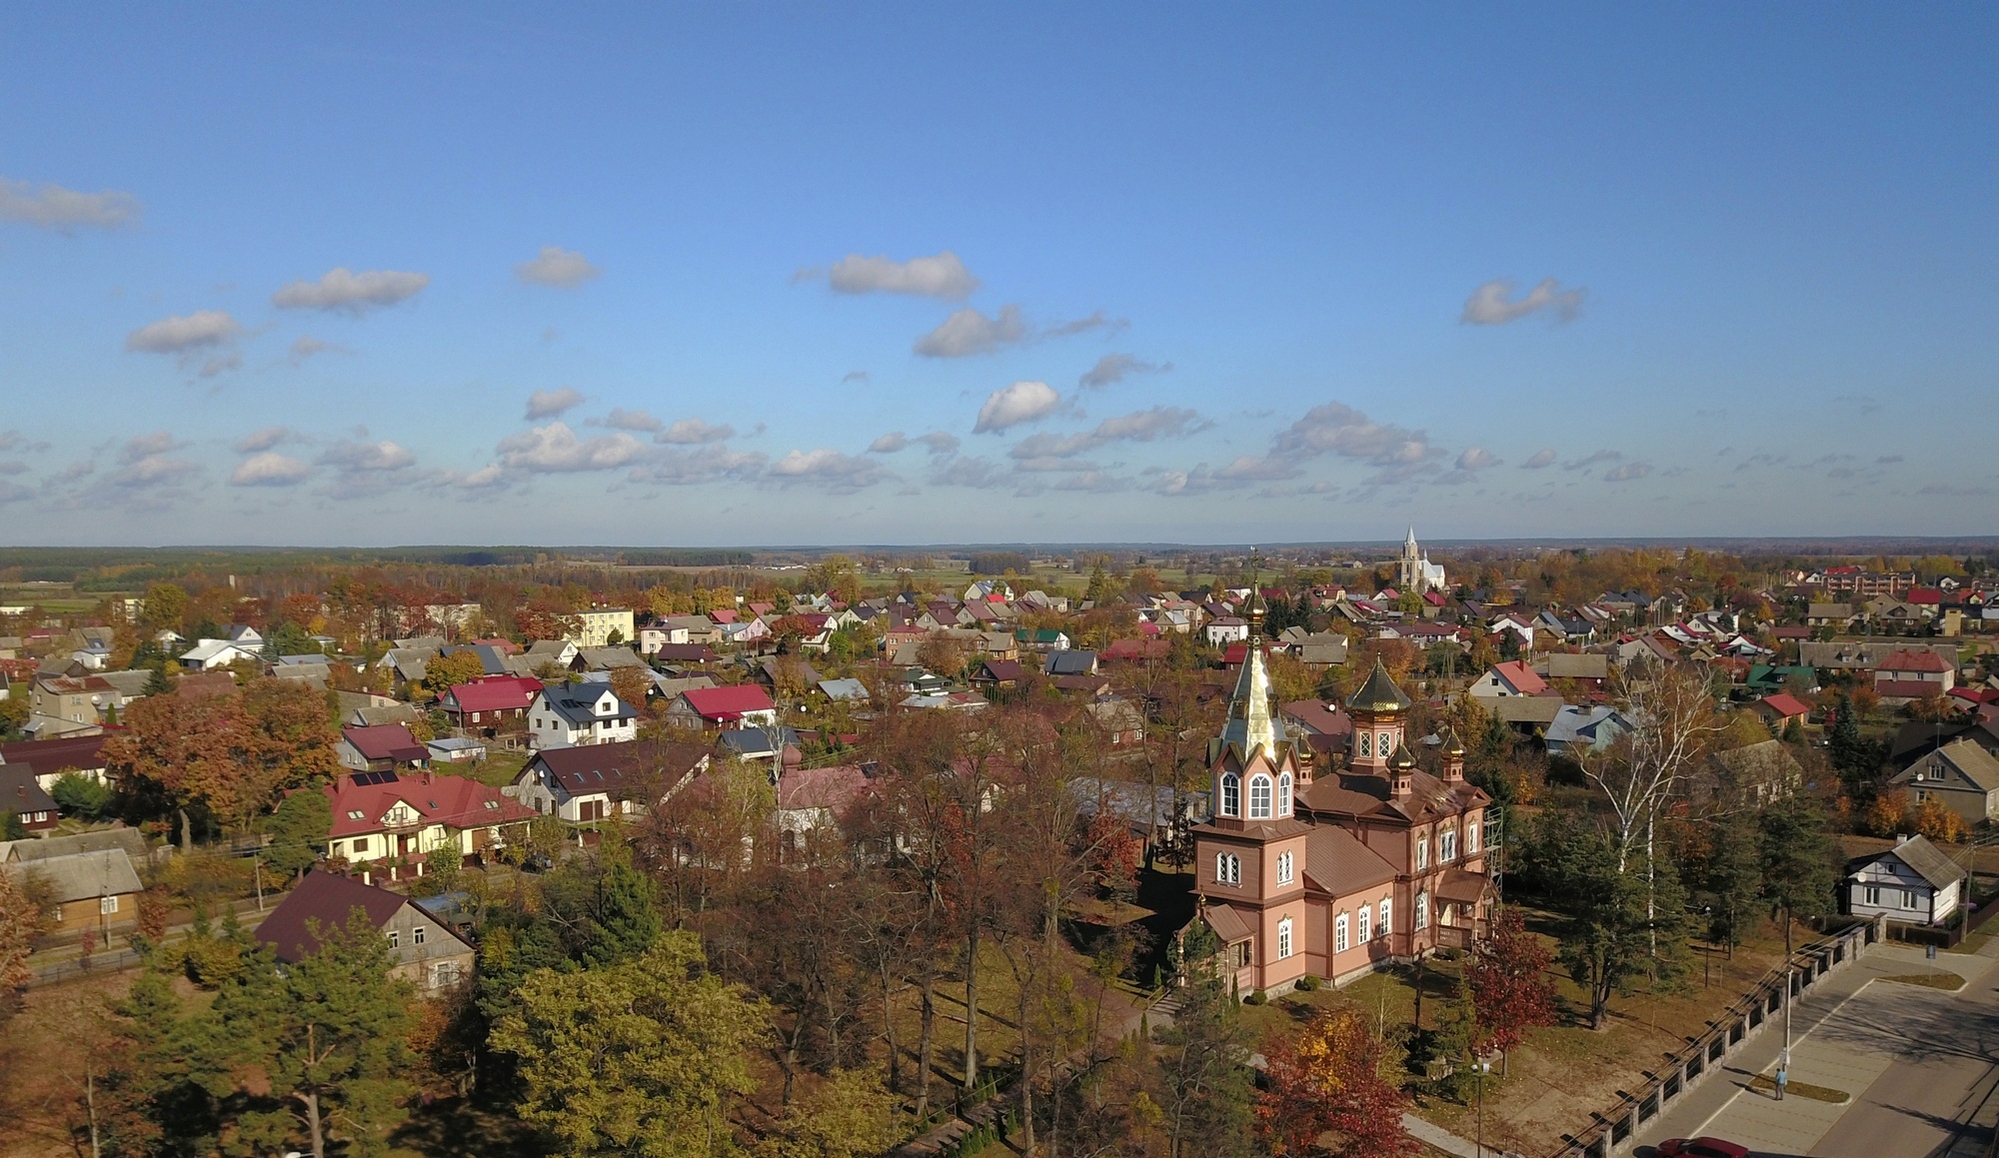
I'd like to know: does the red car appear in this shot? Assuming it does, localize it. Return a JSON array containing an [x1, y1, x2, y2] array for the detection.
[[1657, 1140, 1749, 1158]]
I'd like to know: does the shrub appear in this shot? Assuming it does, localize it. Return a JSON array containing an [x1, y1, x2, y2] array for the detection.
[[51, 771, 115, 819], [1244, 989, 1268, 1006], [1294, 973, 1321, 992]]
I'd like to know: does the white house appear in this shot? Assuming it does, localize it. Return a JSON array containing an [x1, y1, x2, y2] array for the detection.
[[1845, 834, 1962, 927], [178, 637, 264, 671], [528, 684, 639, 750], [509, 740, 710, 823], [1205, 617, 1249, 647], [638, 625, 690, 655]]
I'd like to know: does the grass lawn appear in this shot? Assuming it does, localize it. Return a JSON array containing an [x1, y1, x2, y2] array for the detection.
[[463, 747, 531, 789]]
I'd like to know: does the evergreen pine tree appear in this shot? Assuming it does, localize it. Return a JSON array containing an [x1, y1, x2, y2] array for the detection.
[[587, 859, 663, 967]]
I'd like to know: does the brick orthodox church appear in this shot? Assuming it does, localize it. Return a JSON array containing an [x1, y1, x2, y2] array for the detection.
[[1192, 612, 1493, 995]]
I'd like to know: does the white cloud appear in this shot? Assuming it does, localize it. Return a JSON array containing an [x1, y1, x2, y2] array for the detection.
[[1046, 311, 1125, 337], [1273, 402, 1440, 470], [0, 177, 141, 232], [1521, 448, 1558, 469], [768, 449, 889, 492], [229, 452, 312, 487], [595, 408, 664, 433], [868, 432, 909, 454], [1456, 447, 1500, 470], [125, 310, 241, 353], [496, 422, 650, 473], [644, 444, 767, 486], [525, 387, 586, 420], [235, 426, 295, 453], [927, 455, 1012, 489], [0, 431, 50, 454], [1603, 462, 1653, 482], [915, 305, 1027, 358], [869, 431, 963, 456], [1079, 353, 1170, 389], [109, 434, 199, 489], [841, 370, 870, 383], [1010, 407, 1207, 462], [820, 251, 978, 300], [1461, 278, 1585, 325], [456, 464, 507, 489], [516, 245, 601, 287], [272, 268, 430, 314], [1563, 449, 1623, 471], [659, 418, 735, 445], [319, 440, 417, 472], [290, 335, 344, 362], [974, 381, 1063, 433]]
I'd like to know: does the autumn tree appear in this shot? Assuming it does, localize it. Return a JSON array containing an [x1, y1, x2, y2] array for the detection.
[[420, 649, 485, 699], [753, 1067, 901, 1158], [0, 866, 39, 996], [1462, 907, 1557, 1074], [1258, 1006, 1418, 1157], [492, 931, 771, 1158], [916, 631, 969, 678]]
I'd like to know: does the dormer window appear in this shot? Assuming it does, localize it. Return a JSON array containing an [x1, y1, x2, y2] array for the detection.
[[1278, 772, 1293, 817], [1220, 773, 1240, 817], [1249, 775, 1273, 820]]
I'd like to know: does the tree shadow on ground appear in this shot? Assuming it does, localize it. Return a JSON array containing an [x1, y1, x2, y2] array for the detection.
[[391, 1095, 552, 1158]]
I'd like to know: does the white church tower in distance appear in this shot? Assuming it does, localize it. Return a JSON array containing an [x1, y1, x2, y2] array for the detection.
[[1397, 527, 1446, 595]]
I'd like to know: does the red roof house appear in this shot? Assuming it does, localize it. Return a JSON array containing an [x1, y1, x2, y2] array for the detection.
[[1749, 693, 1813, 731], [338, 724, 431, 771], [1875, 649, 1955, 700], [664, 684, 778, 729]]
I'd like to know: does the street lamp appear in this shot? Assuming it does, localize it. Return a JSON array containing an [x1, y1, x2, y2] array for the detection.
[[1473, 1056, 1493, 1157]]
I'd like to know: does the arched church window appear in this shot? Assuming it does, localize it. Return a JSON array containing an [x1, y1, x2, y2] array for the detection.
[[1248, 775, 1272, 819], [1278, 772, 1293, 816], [1415, 891, 1429, 930], [1220, 773, 1239, 817]]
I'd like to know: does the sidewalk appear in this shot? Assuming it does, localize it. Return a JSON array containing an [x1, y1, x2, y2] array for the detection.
[[1635, 934, 1999, 1156]]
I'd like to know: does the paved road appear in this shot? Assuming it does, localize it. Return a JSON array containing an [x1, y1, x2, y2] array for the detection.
[[1637, 938, 1999, 1158]]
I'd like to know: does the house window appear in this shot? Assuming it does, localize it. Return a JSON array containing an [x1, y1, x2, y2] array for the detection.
[[1415, 892, 1429, 930], [1415, 835, 1428, 872], [388, 930, 400, 948], [1335, 913, 1349, 953], [1278, 918, 1294, 959], [1358, 904, 1371, 943], [1278, 772, 1293, 817], [1440, 830, 1457, 863], [1380, 898, 1391, 936], [1863, 885, 1881, 905], [1359, 733, 1371, 757], [1903, 889, 1919, 909], [354, 837, 370, 855], [1249, 775, 1273, 820], [1220, 773, 1240, 817], [1467, 819, 1480, 855], [413, 926, 426, 945], [1276, 850, 1293, 885], [100, 895, 119, 915]]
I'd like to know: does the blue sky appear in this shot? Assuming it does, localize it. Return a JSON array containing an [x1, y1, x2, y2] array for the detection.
[[2, 4, 1994, 546]]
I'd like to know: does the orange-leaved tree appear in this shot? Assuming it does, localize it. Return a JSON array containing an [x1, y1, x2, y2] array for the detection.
[[1463, 906, 1557, 1075], [1257, 1006, 1418, 1157]]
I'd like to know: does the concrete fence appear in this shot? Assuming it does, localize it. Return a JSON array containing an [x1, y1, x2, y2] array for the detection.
[[1544, 915, 1886, 1158]]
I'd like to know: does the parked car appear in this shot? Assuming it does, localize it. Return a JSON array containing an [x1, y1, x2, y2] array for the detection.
[[1657, 1139, 1749, 1158]]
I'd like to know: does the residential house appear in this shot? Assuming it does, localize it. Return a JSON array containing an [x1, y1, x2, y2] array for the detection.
[[565, 608, 636, 649], [1468, 660, 1548, 700], [1875, 649, 1956, 701], [322, 768, 536, 876], [528, 684, 640, 749], [1277, 630, 1349, 667], [1807, 603, 1858, 629], [25, 675, 120, 738], [1888, 738, 1999, 825], [638, 624, 689, 654], [510, 739, 709, 822], [1704, 738, 1804, 808], [1067, 776, 1208, 852], [523, 639, 581, 672], [1844, 834, 1962, 927], [1748, 693, 1812, 734], [1205, 617, 1250, 647], [0, 734, 111, 791], [775, 762, 871, 857], [0, 764, 61, 832], [1085, 698, 1148, 746], [816, 678, 870, 703], [1102, 638, 1170, 663], [1544, 705, 1632, 757], [439, 676, 541, 735], [1045, 650, 1099, 678], [662, 684, 778, 731], [257, 869, 475, 991], [1015, 627, 1071, 652], [1542, 652, 1611, 686], [337, 724, 431, 773], [425, 737, 486, 763], [1, 845, 142, 933], [653, 643, 720, 666], [970, 659, 1026, 691]]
